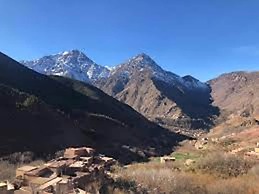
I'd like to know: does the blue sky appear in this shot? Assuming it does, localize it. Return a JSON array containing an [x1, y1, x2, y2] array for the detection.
[[0, 0, 259, 81]]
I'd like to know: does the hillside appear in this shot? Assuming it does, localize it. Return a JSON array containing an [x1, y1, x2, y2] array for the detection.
[[0, 52, 186, 163], [209, 71, 259, 120]]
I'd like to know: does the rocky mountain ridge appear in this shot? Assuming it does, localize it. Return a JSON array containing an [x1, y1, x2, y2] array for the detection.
[[21, 51, 208, 91], [106, 53, 209, 93]]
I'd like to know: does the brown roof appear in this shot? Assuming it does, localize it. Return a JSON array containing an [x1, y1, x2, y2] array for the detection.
[[29, 177, 52, 185], [64, 147, 95, 159], [25, 166, 53, 177], [16, 166, 38, 172], [45, 160, 67, 168], [37, 177, 63, 190]]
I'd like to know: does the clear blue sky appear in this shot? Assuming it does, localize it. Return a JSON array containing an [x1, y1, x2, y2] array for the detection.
[[0, 0, 259, 81]]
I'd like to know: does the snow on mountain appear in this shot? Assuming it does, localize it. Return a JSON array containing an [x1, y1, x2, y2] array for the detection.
[[21, 51, 208, 91], [21, 50, 110, 83], [110, 53, 209, 91], [182, 75, 209, 90]]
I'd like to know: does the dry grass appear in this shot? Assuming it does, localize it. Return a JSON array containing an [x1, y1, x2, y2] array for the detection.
[[0, 160, 18, 181], [195, 152, 255, 178], [114, 162, 210, 193], [206, 177, 259, 194], [0, 153, 44, 181], [114, 153, 259, 194]]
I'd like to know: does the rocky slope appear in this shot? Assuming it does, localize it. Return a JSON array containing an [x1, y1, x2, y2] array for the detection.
[[209, 71, 259, 120], [21, 50, 110, 82], [0, 52, 186, 163], [96, 53, 219, 131]]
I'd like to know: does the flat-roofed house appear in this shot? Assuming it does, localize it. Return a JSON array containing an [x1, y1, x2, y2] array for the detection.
[[16, 166, 38, 179], [28, 177, 54, 192], [35, 177, 63, 193], [23, 167, 55, 186], [94, 156, 116, 170], [64, 147, 95, 159], [160, 156, 176, 163], [45, 159, 70, 176]]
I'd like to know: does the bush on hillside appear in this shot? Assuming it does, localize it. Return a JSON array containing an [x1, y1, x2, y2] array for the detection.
[[196, 152, 254, 178]]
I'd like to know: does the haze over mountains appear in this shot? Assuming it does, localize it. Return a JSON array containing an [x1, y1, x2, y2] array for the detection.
[[22, 50, 219, 131]]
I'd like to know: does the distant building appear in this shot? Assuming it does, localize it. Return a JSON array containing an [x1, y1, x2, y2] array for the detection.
[[160, 156, 175, 163]]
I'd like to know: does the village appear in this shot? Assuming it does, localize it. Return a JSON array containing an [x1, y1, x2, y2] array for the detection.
[[1, 136, 259, 194], [0, 147, 116, 194]]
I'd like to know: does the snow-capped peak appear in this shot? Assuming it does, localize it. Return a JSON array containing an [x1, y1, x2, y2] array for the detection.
[[131, 53, 155, 63], [181, 75, 209, 90], [62, 51, 70, 55], [21, 50, 110, 83], [111, 53, 163, 75], [127, 53, 161, 70]]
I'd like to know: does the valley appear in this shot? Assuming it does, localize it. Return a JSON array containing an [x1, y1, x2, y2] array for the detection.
[[1, 1, 259, 193], [0, 51, 258, 194]]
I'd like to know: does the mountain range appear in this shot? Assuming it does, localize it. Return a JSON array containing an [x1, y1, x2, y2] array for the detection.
[[1, 49, 258, 164], [21, 50, 219, 131], [0, 52, 186, 163]]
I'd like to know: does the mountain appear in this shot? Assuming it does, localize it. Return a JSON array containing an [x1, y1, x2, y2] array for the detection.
[[95, 53, 219, 131], [0, 52, 186, 163], [21, 51, 219, 131], [97, 53, 209, 94], [206, 72, 259, 151], [21, 50, 110, 82], [209, 71, 259, 120]]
